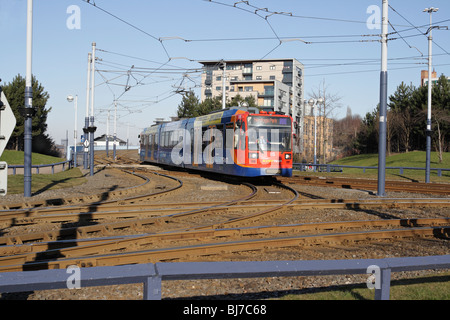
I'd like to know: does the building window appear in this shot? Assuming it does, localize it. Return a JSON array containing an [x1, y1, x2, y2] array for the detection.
[[269, 75, 275, 80], [245, 86, 253, 91], [256, 76, 262, 80], [256, 66, 262, 70], [270, 65, 276, 70], [263, 98, 274, 106]]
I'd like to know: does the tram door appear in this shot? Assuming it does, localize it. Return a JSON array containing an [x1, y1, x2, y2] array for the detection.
[[234, 118, 246, 165]]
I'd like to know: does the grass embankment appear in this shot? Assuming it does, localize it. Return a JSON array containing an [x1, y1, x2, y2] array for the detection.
[[300, 151, 450, 183], [0, 150, 86, 195], [278, 272, 450, 300]]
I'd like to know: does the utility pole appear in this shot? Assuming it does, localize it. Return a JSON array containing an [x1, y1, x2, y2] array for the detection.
[[83, 52, 92, 170], [222, 60, 226, 109], [23, 0, 34, 198], [377, 0, 388, 197], [88, 42, 97, 176], [113, 99, 117, 161], [424, 7, 438, 183], [106, 110, 110, 157]]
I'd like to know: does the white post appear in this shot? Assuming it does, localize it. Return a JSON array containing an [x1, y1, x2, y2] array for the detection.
[[377, 0, 388, 197], [84, 53, 91, 170], [424, 7, 438, 183], [222, 61, 226, 109], [23, 0, 33, 198], [74, 95, 77, 167], [89, 42, 96, 176]]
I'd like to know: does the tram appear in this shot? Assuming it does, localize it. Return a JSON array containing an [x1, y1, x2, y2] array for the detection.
[[139, 107, 293, 177]]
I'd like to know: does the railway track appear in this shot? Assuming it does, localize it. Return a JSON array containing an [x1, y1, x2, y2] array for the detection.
[[281, 175, 450, 195], [0, 217, 448, 272], [0, 151, 448, 279]]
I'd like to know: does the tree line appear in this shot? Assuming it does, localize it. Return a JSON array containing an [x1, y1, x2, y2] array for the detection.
[[335, 75, 450, 163], [2, 74, 59, 157], [176, 91, 258, 118]]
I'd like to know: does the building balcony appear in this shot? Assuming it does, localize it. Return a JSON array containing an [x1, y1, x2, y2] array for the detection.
[[258, 91, 274, 98]]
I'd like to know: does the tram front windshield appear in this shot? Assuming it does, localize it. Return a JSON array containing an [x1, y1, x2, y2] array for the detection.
[[247, 116, 292, 153]]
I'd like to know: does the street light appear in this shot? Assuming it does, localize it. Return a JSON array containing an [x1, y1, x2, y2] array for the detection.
[[423, 7, 439, 183], [308, 97, 324, 171], [67, 94, 78, 167]]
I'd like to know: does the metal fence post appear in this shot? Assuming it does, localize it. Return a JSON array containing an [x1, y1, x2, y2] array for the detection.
[[375, 267, 391, 300], [143, 275, 162, 300]]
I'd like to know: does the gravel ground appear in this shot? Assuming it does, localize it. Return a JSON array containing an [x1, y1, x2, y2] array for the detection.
[[0, 164, 449, 300]]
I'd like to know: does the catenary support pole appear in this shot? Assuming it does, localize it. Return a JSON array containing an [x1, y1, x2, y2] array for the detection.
[[23, 0, 33, 198], [113, 100, 117, 161], [377, 0, 388, 197], [84, 53, 91, 170], [89, 42, 97, 176], [222, 60, 226, 109], [425, 8, 437, 183]]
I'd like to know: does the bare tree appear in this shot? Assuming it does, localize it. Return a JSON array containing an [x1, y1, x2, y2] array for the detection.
[[432, 108, 450, 163], [309, 79, 342, 163]]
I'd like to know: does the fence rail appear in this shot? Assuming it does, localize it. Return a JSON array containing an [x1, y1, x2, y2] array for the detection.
[[0, 255, 448, 300], [294, 163, 450, 177], [8, 160, 72, 175]]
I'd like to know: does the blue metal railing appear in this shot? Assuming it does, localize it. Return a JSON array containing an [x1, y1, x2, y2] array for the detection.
[[0, 255, 448, 300], [294, 163, 450, 177], [8, 160, 72, 175]]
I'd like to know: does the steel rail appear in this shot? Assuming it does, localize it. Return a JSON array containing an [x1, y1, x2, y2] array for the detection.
[[0, 168, 153, 211], [283, 176, 450, 195], [0, 225, 448, 272], [0, 169, 183, 218], [1, 218, 448, 266], [1, 196, 449, 245], [0, 182, 258, 246]]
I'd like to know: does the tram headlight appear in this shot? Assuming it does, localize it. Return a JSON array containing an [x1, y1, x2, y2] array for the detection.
[[284, 153, 291, 160], [250, 153, 258, 159]]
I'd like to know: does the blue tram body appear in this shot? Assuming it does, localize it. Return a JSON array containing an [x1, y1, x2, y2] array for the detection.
[[139, 107, 293, 177]]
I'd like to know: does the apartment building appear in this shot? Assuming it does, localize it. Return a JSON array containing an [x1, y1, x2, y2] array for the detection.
[[199, 59, 305, 153]]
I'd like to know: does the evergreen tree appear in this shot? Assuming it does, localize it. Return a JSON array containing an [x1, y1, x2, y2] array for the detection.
[[176, 91, 200, 118], [2, 74, 57, 155]]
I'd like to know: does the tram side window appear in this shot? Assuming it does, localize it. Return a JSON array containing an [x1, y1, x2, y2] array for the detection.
[[165, 131, 170, 148], [155, 133, 159, 148], [151, 134, 155, 147]]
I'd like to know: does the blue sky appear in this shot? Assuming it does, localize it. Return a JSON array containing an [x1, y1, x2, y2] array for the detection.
[[1, 0, 449, 146]]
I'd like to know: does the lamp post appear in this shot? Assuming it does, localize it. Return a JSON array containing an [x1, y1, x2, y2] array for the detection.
[[423, 7, 438, 183], [67, 94, 78, 167], [308, 97, 324, 171]]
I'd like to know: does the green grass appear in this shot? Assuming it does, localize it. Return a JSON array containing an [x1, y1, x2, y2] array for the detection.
[[278, 272, 450, 300], [1, 150, 87, 195], [6, 168, 87, 195], [296, 151, 450, 183], [332, 151, 450, 168], [0, 150, 65, 165]]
